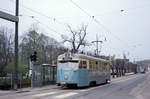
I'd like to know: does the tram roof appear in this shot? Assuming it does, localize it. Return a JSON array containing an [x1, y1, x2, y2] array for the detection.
[[58, 53, 110, 62], [74, 54, 109, 62]]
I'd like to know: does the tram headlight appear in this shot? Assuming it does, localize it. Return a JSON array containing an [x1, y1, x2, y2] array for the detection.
[[64, 75, 68, 80]]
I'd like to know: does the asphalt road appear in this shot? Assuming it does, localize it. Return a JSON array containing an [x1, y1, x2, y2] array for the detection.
[[0, 73, 150, 99]]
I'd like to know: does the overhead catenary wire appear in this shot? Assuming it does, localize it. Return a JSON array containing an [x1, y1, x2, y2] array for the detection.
[[4, 0, 147, 60], [19, 14, 93, 39], [31, 17, 63, 41], [7, 0, 128, 48], [70, 0, 132, 58], [93, 18, 129, 46], [8, 0, 65, 26], [33, 18, 61, 35], [70, 0, 130, 47], [9, 0, 52, 19], [8, 0, 94, 46], [7, 0, 138, 40], [8, 0, 91, 37], [70, 0, 92, 17], [0, 7, 14, 14], [7, 0, 63, 37], [7, 0, 150, 22], [19, 14, 62, 36]]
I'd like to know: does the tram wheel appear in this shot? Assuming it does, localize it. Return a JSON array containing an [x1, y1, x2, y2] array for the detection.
[[90, 81, 96, 86], [105, 79, 108, 84]]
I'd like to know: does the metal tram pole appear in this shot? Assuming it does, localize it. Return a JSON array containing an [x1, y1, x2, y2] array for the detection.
[[13, 0, 19, 90], [91, 34, 103, 55]]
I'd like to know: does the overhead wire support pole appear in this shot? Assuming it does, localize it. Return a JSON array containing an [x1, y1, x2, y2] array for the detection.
[[0, 0, 19, 90], [14, 0, 19, 90], [91, 34, 103, 55]]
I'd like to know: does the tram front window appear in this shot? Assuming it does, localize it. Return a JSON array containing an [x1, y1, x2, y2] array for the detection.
[[58, 60, 79, 70]]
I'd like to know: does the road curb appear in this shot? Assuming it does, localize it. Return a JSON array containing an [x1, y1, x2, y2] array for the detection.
[[111, 73, 136, 82]]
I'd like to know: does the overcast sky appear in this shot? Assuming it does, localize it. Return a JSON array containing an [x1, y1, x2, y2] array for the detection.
[[0, 0, 150, 61]]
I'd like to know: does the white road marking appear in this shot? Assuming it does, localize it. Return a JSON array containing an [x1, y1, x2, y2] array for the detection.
[[53, 92, 78, 98], [80, 84, 109, 92], [32, 92, 57, 97]]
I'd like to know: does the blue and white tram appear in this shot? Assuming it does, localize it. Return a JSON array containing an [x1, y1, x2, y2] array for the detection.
[[56, 53, 111, 87]]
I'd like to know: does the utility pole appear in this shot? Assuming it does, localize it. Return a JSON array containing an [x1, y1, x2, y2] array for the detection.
[[91, 34, 103, 55], [14, 0, 19, 90], [0, 0, 19, 90]]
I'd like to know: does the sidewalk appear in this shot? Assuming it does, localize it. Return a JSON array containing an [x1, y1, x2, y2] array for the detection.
[[0, 84, 57, 96], [111, 72, 135, 82]]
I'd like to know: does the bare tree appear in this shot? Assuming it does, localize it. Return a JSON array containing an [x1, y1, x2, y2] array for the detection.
[[19, 27, 67, 68], [110, 55, 116, 78], [62, 24, 88, 53], [0, 27, 14, 76]]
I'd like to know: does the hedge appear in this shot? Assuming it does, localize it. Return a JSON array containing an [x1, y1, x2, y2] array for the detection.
[[0, 77, 31, 89]]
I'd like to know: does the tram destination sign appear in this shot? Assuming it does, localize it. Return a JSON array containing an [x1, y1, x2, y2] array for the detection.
[[63, 57, 72, 60]]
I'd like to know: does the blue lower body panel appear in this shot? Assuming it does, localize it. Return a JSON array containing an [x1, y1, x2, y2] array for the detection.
[[77, 70, 89, 87], [57, 69, 110, 87], [57, 70, 79, 84]]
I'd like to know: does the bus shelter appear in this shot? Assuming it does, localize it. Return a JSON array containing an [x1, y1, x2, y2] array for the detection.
[[42, 64, 57, 85]]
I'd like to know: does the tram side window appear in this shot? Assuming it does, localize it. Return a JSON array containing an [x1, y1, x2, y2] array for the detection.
[[98, 62, 101, 71], [79, 61, 82, 68], [101, 63, 103, 71], [83, 61, 87, 69], [91, 61, 95, 70], [89, 61, 92, 70], [104, 63, 107, 71], [100, 62, 103, 71], [79, 61, 87, 69], [106, 63, 110, 71], [91, 61, 94, 70]]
